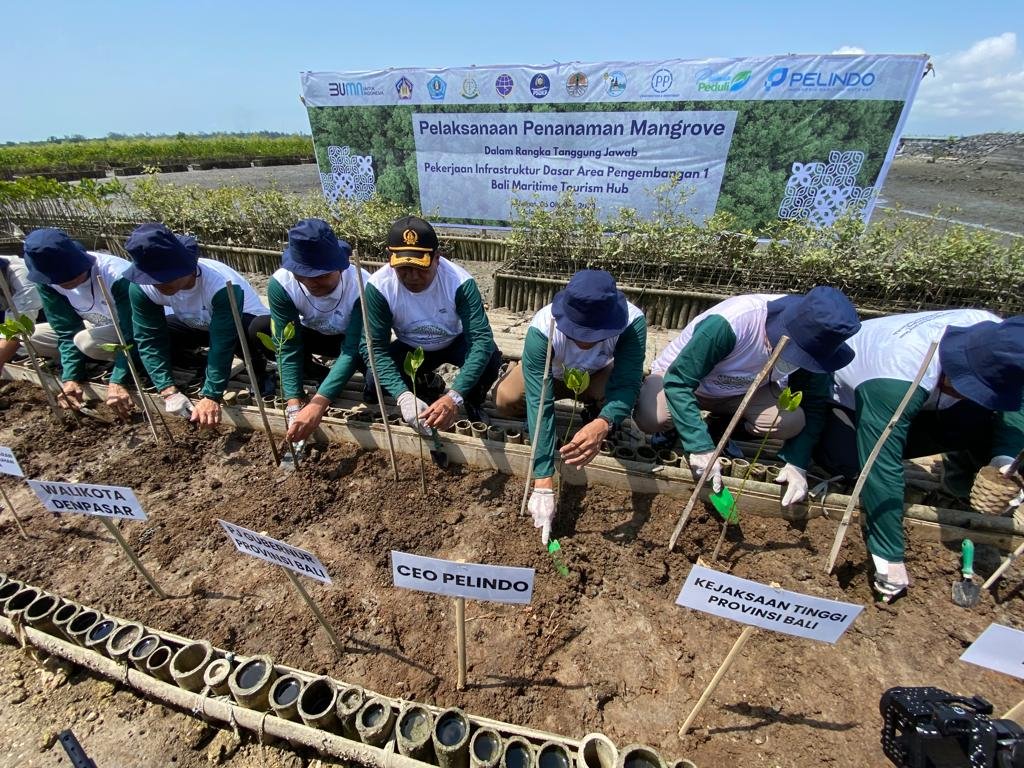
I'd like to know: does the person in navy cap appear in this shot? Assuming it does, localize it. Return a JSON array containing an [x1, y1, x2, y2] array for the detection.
[[635, 287, 861, 508], [494, 269, 648, 544], [0, 253, 43, 378], [363, 215, 501, 433], [21, 228, 138, 419], [253, 218, 371, 442], [816, 310, 1024, 602], [124, 222, 269, 428]]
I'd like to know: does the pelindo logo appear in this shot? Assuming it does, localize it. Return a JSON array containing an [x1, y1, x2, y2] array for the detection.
[[764, 66, 876, 92], [695, 68, 752, 93]]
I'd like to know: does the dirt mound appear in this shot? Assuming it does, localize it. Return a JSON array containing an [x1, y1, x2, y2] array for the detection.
[[0, 380, 1021, 767]]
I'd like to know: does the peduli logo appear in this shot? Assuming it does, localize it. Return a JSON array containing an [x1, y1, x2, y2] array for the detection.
[[604, 70, 626, 97], [695, 67, 752, 93], [651, 68, 673, 94], [495, 73, 514, 98], [427, 76, 446, 101], [461, 77, 479, 99], [765, 66, 876, 92], [395, 77, 414, 100], [530, 73, 550, 98], [566, 72, 588, 97]]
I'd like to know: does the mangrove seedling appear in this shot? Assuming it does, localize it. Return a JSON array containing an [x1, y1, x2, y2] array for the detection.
[[562, 367, 590, 444], [0, 313, 73, 418], [404, 346, 428, 496], [709, 387, 803, 562], [256, 319, 302, 468]]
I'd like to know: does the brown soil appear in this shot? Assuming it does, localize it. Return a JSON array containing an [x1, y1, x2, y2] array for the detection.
[[0, 380, 1022, 768]]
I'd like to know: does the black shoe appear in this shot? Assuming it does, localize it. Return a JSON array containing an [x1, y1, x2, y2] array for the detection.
[[464, 400, 490, 425]]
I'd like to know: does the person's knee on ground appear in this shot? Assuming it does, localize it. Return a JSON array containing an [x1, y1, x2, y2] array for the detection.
[[27, 323, 60, 360], [634, 374, 673, 434], [742, 402, 806, 440], [493, 361, 527, 418]]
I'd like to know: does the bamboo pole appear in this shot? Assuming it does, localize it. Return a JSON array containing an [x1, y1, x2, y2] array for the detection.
[[223, 280, 281, 466], [0, 485, 28, 540], [94, 274, 172, 444], [668, 336, 790, 550], [284, 568, 345, 655], [100, 517, 166, 598], [678, 625, 755, 737], [455, 596, 467, 691], [825, 342, 939, 573], [350, 251, 399, 482], [1004, 697, 1024, 722], [519, 318, 556, 519], [981, 540, 1024, 590]]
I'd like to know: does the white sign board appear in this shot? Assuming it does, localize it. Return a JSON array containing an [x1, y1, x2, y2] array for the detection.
[[218, 520, 331, 584], [676, 564, 862, 644], [960, 623, 1024, 680], [0, 447, 23, 477], [27, 479, 147, 521], [391, 551, 534, 604]]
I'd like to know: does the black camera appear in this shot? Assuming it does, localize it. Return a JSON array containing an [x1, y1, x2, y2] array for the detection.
[[881, 687, 1024, 767]]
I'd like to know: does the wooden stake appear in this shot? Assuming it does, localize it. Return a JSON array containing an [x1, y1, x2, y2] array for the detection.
[[679, 624, 755, 736], [100, 517, 166, 598], [94, 274, 173, 444], [284, 568, 345, 655], [981, 539, 1024, 590], [223, 281, 281, 465], [455, 596, 467, 690], [519, 317, 556, 519], [350, 251, 399, 482], [0, 484, 28, 540], [1003, 697, 1024, 721], [825, 341, 939, 573], [669, 337, 790, 550]]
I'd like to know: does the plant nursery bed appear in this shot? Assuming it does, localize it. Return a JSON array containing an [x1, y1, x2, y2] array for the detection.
[[0, 380, 1022, 768]]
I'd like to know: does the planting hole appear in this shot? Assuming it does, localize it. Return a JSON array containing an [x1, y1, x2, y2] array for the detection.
[[399, 708, 430, 741], [436, 711, 467, 746], [539, 745, 569, 768], [88, 620, 115, 642], [361, 701, 386, 728], [506, 742, 532, 768], [273, 677, 301, 706], [301, 680, 334, 716], [474, 732, 500, 761], [69, 610, 99, 634], [236, 659, 267, 690]]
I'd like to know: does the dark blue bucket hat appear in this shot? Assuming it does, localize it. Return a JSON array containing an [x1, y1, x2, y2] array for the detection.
[[765, 287, 861, 373], [282, 219, 351, 277], [123, 222, 199, 285], [939, 316, 1024, 411], [551, 270, 629, 343], [23, 228, 94, 285]]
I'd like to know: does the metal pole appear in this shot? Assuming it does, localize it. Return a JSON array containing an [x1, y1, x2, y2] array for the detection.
[[223, 281, 281, 465], [678, 625, 755, 736], [0, 484, 28, 540], [455, 596, 467, 691], [668, 336, 790, 550], [350, 251, 399, 482], [283, 568, 345, 655], [100, 517, 166, 598], [519, 318, 556, 518], [94, 274, 169, 444]]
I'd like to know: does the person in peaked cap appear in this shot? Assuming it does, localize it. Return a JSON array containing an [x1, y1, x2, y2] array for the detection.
[[494, 270, 648, 544], [21, 228, 138, 419], [363, 215, 501, 433], [124, 222, 270, 428], [815, 310, 1024, 602], [0, 253, 43, 378], [634, 287, 861, 506], [252, 219, 371, 443]]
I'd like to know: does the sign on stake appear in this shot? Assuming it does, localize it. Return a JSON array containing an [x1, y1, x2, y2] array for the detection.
[[218, 519, 343, 654], [675, 563, 863, 735], [392, 551, 535, 690], [960, 623, 1024, 720], [0, 447, 28, 540], [26, 479, 164, 596]]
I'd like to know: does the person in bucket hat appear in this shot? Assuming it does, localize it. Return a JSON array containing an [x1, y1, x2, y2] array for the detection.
[[21, 228, 138, 419], [253, 219, 373, 442], [0, 254, 43, 379], [124, 222, 269, 428], [363, 215, 501, 433], [494, 270, 648, 544], [816, 310, 1024, 602], [635, 287, 861, 508]]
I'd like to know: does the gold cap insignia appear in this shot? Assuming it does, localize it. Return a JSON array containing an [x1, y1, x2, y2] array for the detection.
[[402, 229, 418, 246]]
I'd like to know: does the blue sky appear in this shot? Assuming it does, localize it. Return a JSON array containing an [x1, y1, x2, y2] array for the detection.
[[1, 0, 1021, 142]]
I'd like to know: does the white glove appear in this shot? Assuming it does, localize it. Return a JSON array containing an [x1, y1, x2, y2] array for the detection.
[[285, 404, 302, 429], [397, 391, 431, 436], [164, 392, 193, 419], [775, 463, 808, 506], [990, 455, 1015, 476], [528, 488, 555, 545], [688, 451, 723, 492]]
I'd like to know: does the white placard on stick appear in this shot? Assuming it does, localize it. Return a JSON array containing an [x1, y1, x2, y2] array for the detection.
[[391, 551, 534, 604], [960, 623, 1024, 680], [0, 447, 23, 477], [676, 564, 862, 644], [27, 479, 147, 521], [218, 520, 332, 584]]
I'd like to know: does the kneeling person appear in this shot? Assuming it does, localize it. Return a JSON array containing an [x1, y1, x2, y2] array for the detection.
[[0, 254, 44, 377]]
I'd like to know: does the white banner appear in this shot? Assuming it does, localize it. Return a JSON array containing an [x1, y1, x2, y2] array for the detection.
[[0, 446, 23, 477], [676, 564, 862, 644], [218, 520, 331, 584], [391, 551, 534, 604], [959, 623, 1024, 680], [27, 479, 147, 521]]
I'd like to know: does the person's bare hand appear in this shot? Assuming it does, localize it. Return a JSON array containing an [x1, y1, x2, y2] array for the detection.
[[559, 418, 609, 468], [60, 380, 85, 411], [420, 394, 458, 431], [105, 382, 134, 420], [189, 397, 222, 428]]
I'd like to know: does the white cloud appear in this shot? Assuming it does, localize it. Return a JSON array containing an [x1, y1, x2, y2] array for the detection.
[[832, 46, 866, 55], [907, 32, 1024, 135]]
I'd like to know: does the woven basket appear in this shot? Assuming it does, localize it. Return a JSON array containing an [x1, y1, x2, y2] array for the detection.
[[970, 465, 1019, 516]]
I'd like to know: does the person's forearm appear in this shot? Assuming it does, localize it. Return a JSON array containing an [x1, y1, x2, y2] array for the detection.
[[0, 338, 20, 368]]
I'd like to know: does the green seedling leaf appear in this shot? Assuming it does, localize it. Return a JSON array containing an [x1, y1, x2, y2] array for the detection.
[[547, 539, 570, 577], [777, 387, 803, 412], [0, 320, 20, 340], [15, 314, 34, 336], [98, 343, 120, 353], [270, 318, 277, 338], [282, 321, 296, 342], [404, 346, 425, 377], [564, 367, 590, 397], [710, 486, 738, 523], [256, 331, 275, 352]]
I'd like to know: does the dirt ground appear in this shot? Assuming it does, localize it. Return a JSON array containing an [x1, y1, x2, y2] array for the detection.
[[1, 380, 1022, 768]]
